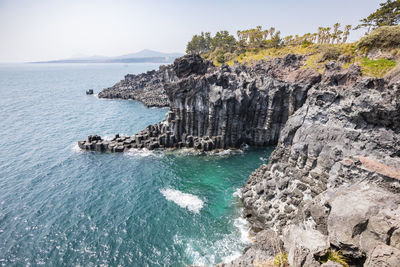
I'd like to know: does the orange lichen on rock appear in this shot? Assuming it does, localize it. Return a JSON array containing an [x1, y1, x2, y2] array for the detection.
[[359, 157, 400, 181]]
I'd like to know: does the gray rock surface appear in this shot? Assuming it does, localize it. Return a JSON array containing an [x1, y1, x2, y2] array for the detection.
[[97, 64, 177, 107], [79, 54, 400, 266], [80, 54, 320, 152], [238, 66, 400, 266]]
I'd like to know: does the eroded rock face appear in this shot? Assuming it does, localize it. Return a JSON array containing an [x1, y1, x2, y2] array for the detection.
[[80, 54, 320, 152], [238, 73, 400, 266], [79, 54, 400, 266], [97, 64, 177, 107]]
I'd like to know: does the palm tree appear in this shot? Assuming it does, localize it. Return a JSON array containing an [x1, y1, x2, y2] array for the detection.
[[336, 30, 343, 44], [262, 29, 269, 40], [325, 27, 332, 44], [342, 25, 351, 43], [317, 27, 324, 44], [269, 27, 275, 39], [312, 33, 318, 43], [332, 23, 340, 44]]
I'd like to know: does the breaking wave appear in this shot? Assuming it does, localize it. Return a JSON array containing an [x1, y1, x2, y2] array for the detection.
[[160, 188, 204, 214]]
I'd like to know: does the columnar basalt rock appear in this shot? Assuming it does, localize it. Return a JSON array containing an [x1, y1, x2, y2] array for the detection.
[[80, 54, 320, 152], [78, 54, 400, 266], [233, 75, 400, 266], [97, 64, 177, 107]]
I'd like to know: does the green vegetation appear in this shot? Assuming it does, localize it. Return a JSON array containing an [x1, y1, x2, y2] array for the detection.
[[358, 25, 400, 50], [319, 249, 349, 267], [360, 57, 396, 77], [355, 0, 400, 32], [185, 1, 399, 77], [273, 251, 289, 267]]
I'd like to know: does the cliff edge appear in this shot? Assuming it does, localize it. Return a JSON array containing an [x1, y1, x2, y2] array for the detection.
[[79, 55, 400, 266]]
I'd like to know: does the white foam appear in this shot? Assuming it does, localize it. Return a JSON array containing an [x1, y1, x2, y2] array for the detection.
[[233, 217, 252, 244], [222, 251, 242, 263], [208, 149, 244, 157], [180, 215, 252, 265], [125, 148, 163, 158], [232, 188, 242, 198], [71, 143, 83, 153], [160, 188, 204, 214], [102, 134, 115, 141], [168, 148, 202, 156]]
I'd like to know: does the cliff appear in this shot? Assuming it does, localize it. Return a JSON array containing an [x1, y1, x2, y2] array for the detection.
[[97, 64, 176, 107], [225, 65, 400, 267], [78, 55, 400, 266], [80, 55, 319, 152]]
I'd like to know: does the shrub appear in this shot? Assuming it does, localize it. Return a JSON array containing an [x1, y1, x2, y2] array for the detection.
[[318, 45, 343, 61], [320, 249, 349, 267], [358, 25, 400, 51], [216, 52, 226, 64], [273, 251, 289, 267]]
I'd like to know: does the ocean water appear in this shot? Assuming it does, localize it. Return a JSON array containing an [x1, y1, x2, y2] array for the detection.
[[0, 63, 274, 266]]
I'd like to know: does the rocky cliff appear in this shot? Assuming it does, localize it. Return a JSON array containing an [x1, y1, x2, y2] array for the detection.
[[79, 55, 400, 266], [223, 64, 400, 266], [97, 64, 176, 107], [79, 55, 319, 152]]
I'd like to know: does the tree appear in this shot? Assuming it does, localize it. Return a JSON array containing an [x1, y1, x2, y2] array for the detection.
[[212, 30, 237, 52], [331, 23, 341, 44], [355, 0, 400, 33], [342, 25, 352, 43], [186, 32, 212, 55]]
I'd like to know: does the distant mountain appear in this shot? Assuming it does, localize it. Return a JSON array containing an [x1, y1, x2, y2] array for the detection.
[[115, 49, 184, 59], [32, 50, 184, 64]]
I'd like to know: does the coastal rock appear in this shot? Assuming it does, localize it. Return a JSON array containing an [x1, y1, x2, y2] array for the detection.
[[282, 225, 328, 267], [97, 64, 177, 107], [238, 70, 400, 265], [81, 54, 320, 152], [366, 244, 400, 267], [79, 54, 400, 266], [216, 230, 283, 267]]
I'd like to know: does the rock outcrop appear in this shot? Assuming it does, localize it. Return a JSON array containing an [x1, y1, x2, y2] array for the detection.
[[234, 71, 400, 266], [79, 54, 400, 266], [79, 54, 320, 152], [97, 64, 177, 107]]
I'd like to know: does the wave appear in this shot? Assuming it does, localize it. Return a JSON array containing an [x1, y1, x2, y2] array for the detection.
[[165, 147, 245, 157], [125, 148, 164, 158], [160, 188, 204, 214], [232, 188, 242, 198], [179, 213, 252, 266], [71, 143, 83, 153], [233, 216, 252, 244], [208, 149, 244, 156]]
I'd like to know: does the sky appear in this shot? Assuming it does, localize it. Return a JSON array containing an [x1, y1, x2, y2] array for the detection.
[[0, 0, 384, 62]]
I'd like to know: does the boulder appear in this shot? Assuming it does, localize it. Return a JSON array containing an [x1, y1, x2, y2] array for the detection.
[[282, 225, 329, 267]]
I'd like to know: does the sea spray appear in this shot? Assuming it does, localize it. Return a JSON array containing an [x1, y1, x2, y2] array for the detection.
[[160, 188, 204, 213]]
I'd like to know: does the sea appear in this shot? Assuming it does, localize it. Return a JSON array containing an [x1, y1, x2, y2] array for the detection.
[[0, 63, 274, 266]]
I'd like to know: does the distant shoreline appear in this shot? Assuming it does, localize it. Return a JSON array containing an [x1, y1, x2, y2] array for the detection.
[[30, 57, 178, 64]]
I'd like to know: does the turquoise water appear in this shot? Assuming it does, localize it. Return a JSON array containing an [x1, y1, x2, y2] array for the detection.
[[0, 63, 273, 266]]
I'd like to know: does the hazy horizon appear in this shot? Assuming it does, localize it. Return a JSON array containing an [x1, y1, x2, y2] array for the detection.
[[0, 0, 383, 63]]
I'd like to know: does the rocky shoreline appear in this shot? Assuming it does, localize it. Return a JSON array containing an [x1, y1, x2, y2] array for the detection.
[[79, 55, 400, 266], [97, 64, 176, 107]]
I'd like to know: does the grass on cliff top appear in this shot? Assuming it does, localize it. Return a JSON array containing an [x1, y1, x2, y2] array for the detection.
[[360, 57, 396, 77], [203, 42, 397, 78]]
